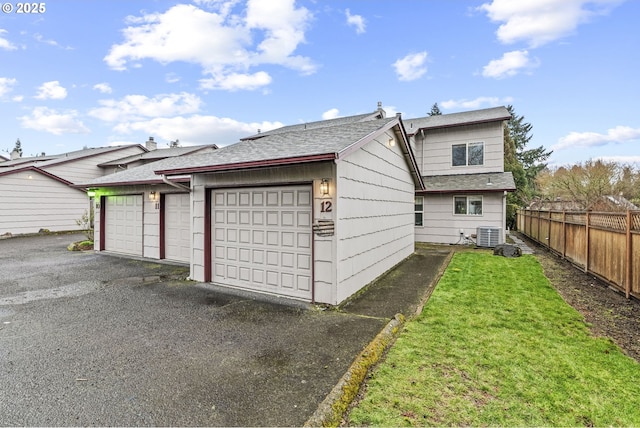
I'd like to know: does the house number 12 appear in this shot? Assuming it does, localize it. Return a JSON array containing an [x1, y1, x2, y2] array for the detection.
[[320, 200, 333, 213]]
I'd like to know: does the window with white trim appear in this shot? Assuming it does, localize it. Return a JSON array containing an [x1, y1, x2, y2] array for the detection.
[[452, 142, 484, 166], [454, 196, 483, 215], [415, 196, 424, 226]]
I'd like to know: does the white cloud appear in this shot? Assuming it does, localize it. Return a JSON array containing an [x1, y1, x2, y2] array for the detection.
[[93, 83, 112, 94], [393, 52, 428, 81], [19, 107, 89, 135], [0, 29, 17, 50], [33, 33, 72, 49], [104, 1, 315, 91], [113, 114, 284, 146], [478, 0, 624, 47], [35, 81, 67, 100], [553, 126, 640, 150], [346, 9, 366, 34], [440, 96, 514, 110], [0, 77, 17, 98], [482, 50, 538, 78], [89, 92, 202, 122], [322, 108, 340, 120], [199, 71, 272, 91]]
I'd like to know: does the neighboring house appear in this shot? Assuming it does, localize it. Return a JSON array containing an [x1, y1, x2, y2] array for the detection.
[[0, 145, 147, 235], [405, 107, 516, 245], [80, 111, 423, 305], [0, 140, 218, 236]]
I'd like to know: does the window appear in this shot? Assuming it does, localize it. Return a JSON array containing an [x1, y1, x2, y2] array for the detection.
[[454, 196, 483, 215], [452, 142, 484, 166], [415, 196, 424, 226]]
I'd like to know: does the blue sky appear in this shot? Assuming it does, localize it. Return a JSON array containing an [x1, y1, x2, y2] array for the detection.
[[0, 0, 638, 168]]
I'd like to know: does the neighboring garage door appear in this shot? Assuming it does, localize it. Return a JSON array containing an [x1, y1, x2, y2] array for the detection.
[[164, 193, 191, 263], [212, 185, 313, 300], [104, 195, 143, 256]]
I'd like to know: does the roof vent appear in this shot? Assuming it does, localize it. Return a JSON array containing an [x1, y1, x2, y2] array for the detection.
[[146, 136, 157, 151]]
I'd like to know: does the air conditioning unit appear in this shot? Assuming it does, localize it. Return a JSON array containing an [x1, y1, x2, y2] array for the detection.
[[476, 226, 503, 248]]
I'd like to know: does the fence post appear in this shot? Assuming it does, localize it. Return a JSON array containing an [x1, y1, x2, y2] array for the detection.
[[626, 210, 632, 299], [585, 211, 590, 273], [562, 210, 566, 259]]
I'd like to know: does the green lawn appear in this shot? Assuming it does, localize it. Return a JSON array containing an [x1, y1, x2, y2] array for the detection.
[[347, 252, 640, 427]]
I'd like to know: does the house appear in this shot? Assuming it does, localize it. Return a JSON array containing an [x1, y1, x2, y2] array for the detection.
[[81, 110, 423, 305], [0, 140, 217, 236], [405, 107, 516, 245], [81, 105, 516, 305], [0, 145, 148, 235]]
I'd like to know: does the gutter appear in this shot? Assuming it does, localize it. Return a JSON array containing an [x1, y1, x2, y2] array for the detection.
[[162, 175, 191, 192]]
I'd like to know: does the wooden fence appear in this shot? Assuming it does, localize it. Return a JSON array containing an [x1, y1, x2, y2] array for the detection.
[[516, 209, 640, 300]]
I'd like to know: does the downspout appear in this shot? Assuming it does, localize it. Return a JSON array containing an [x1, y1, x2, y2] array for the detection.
[[161, 175, 191, 192]]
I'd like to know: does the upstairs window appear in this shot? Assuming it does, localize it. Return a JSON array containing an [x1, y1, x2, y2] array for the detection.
[[452, 142, 484, 167], [415, 196, 424, 226], [454, 196, 483, 215]]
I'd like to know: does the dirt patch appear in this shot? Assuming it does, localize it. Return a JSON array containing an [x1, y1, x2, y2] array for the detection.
[[518, 233, 640, 363]]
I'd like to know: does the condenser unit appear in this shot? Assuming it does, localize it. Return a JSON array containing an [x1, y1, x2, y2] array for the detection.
[[476, 226, 503, 248]]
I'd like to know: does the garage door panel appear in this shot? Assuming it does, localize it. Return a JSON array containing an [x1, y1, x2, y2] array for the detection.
[[212, 185, 313, 300], [164, 193, 190, 263], [105, 195, 143, 256]]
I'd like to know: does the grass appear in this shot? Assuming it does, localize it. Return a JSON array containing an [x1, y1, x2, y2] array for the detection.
[[347, 252, 640, 427]]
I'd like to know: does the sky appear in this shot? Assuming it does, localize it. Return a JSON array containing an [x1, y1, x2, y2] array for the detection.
[[0, 0, 639, 168]]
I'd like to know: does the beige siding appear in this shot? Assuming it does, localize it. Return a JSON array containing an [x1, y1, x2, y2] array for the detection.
[[0, 171, 88, 235], [335, 132, 415, 303], [414, 122, 504, 175], [93, 184, 187, 259], [415, 192, 506, 244], [191, 163, 337, 304], [44, 146, 145, 183]]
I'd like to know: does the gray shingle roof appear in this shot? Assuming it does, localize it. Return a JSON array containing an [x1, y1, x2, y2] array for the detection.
[[0, 145, 144, 177], [77, 156, 190, 187], [241, 110, 385, 140], [98, 144, 218, 167], [155, 117, 399, 175], [404, 106, 511, 136], [422, 172, 516, 193]]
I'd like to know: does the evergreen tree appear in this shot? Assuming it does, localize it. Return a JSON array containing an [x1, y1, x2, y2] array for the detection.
[[13, 138, 23, 157], [504, 105, 552, 228], [427, 103, 442, 116]]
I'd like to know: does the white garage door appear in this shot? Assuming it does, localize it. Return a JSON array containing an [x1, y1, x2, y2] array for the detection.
[[105, 195, 143, 256], [164, 193, 191, 263], [212, 186, 313, 300]]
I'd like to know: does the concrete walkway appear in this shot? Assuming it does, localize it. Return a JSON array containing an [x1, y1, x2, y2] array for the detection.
[[507, 230, 534, 254]]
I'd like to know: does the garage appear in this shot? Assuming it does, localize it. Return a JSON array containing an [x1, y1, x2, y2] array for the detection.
[[163, 193, 191, 263], [104, 195, 143, 256], [211, 185, 313, 300]]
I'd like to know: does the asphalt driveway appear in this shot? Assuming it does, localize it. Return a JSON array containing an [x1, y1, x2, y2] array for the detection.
[[0, 233, 450, 426]]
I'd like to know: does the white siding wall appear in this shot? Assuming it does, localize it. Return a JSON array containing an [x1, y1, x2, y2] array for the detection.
[[45, 146, 146, 183], [93, 184, 187, 259], [415, 122, 504, 176], [191, 163, 337, 304], [0, 172, 89, 235], [415, 192, 506, 244], [335, 132, 416, 303]]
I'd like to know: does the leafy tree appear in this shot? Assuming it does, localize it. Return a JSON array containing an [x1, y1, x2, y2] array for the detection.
[[427, 103, 442, 116], [537, 161, 639, 210], [504, 105, 552, 228]]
